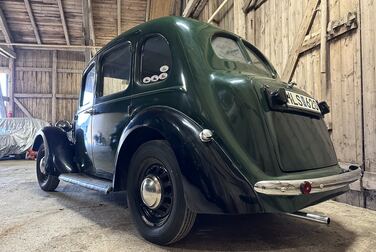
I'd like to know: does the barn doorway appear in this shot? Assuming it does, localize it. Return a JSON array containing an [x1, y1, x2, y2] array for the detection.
[[0, 72, 8, 118]]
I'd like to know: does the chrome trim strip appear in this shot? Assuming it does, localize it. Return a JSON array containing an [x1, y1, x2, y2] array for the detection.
[[254, 167, 362, 196]]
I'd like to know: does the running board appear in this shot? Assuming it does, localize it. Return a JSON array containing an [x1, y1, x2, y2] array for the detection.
[[59, 173, 113, 194]]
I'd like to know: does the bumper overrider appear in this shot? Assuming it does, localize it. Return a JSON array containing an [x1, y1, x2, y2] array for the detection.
[[254, 166, 362, 196]]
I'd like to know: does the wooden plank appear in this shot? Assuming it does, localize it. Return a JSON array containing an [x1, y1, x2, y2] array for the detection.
[[183, 0, 201, 17], [52, 50, 57, 123], [281, 0, 320, 82], [57, 0, 70, 45], [234, 0, 246, 38], [0, 6, 13, 50], [145, 0, 151, 21], [14, 97, 32, 118], [117, 0, 121, 35], [14, 93, 52, 98], [24, 0, 42, 44]]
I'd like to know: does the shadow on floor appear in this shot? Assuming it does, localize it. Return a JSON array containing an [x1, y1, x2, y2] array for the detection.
[[48, 183, 356, 251]]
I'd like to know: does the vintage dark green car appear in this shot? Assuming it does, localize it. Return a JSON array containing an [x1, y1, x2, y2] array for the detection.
[[33, 16, 361, 245]]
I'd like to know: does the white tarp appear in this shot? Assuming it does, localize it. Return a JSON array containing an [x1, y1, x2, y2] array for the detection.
[[0, 118, 49, 158]]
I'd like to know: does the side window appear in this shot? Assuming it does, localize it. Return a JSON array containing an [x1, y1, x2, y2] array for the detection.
[[244, 45, 271, 74], [211, 36, 247, 63], [100, 44, 132, 97], [81, 66, 95, 106], [140, 35, 172, 84]]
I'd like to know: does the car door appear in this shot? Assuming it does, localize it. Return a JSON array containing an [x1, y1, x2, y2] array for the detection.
[[91, 41, 133, 179], [74, 63, 96, 175]]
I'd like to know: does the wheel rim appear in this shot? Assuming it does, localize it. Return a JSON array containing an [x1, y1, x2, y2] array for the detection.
[[37, 148, 49, 183], [137, 164, 173, 227]]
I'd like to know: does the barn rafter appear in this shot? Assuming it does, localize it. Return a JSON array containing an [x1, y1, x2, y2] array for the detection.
[[24, 0, 42, 44]]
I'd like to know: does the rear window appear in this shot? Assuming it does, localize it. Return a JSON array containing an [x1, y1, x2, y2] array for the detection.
[[211, 36, 247, 63]]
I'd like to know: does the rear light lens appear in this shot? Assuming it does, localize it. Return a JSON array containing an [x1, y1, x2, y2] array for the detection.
[[300, 181, 312, 195]]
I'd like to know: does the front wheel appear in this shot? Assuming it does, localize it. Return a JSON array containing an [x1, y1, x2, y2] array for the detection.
[[127, 140, 196, 245], [36, 143, 60, 191]]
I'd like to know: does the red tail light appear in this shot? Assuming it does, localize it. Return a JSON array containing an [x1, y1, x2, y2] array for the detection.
[[300, 181, 312, 195]]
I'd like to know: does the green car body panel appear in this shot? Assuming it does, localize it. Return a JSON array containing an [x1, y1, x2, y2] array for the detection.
[[33, 16, 360, 215]]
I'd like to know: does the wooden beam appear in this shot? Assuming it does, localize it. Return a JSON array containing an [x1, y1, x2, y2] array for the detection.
[[243, 0, 256, 13], [14, 93, 78, 99], [56, 94, 78, 99], [208, 0, 230, 23], [145, 0, 151, 21], [0, 6, 13, 50], [320, 0, 328, 101], [87, 0, 96, 46], [14, 97, 32, 118], [182, 0, 201, 17], [0, 42, 100, 51], [299, 16, 358, 54], [52, 50, 57, 123], [0, 46, 16, 59], [8, 59, 14, 115], [117, 0, 121, 35], [14, 66, 82, 73], [192, 0, 208, 18], [281, 0, 319, 82], [15, 93, 52, 98], [24, 0, 42, 44], [56, 0, 70, 45]]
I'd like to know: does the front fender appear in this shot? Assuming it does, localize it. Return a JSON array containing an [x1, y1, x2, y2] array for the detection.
[[116, 106, 262, 214], [33, 126, 77, 175]]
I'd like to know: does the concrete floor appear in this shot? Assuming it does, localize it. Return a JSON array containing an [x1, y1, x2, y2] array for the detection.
[[1, 160, 376, 252]]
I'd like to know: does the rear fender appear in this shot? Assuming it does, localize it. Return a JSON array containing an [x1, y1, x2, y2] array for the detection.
[[32, 126, 78, 175], [114, 106, 262, 214]]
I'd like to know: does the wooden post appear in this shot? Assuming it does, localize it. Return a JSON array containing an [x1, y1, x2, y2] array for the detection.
[[8, 58, 14, 116], [52, 51, 57, 123], [117, 0, 121, 35], [320, 0, 328, 101]]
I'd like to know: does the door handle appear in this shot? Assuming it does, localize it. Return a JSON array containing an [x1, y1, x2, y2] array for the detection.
[[85, 108, 95, 115]]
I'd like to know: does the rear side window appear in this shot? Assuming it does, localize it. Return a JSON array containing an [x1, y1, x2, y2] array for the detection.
[[244, 44, 271, 75], [212, 36, 247, 63], [140, 35, 172, 84], [100, 43, 132, 97], [81, 66, 95, 106]]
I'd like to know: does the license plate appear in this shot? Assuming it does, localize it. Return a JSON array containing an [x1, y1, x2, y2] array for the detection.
[[285, 91, 321, 114]]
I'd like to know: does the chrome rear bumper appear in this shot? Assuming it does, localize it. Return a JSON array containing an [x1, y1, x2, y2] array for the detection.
[[254, 166, 362, 196]]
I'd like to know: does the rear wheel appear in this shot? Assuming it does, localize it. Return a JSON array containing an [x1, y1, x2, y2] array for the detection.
[[36, 143, 60, 191], [127, 140, 196, 245]]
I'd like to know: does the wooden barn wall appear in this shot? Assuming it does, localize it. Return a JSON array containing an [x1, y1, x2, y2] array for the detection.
[[194, 0, 376, 205], [360, 0, 376, 191], [13, 49, 85, 123]]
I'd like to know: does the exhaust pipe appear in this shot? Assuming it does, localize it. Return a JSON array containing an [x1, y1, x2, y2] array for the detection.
[[285, 211, 330, 225]]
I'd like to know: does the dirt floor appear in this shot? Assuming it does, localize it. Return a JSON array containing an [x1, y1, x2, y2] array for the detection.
[[1, 160, 376, 252]]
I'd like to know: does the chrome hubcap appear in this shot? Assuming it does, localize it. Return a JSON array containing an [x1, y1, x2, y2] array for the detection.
[[140, 175, 162, 209], [40, 156, 47, 174]]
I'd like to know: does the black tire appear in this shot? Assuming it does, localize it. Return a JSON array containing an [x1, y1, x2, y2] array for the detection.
[[127, 140, 196, 245], [36, 143, 60, 191]]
